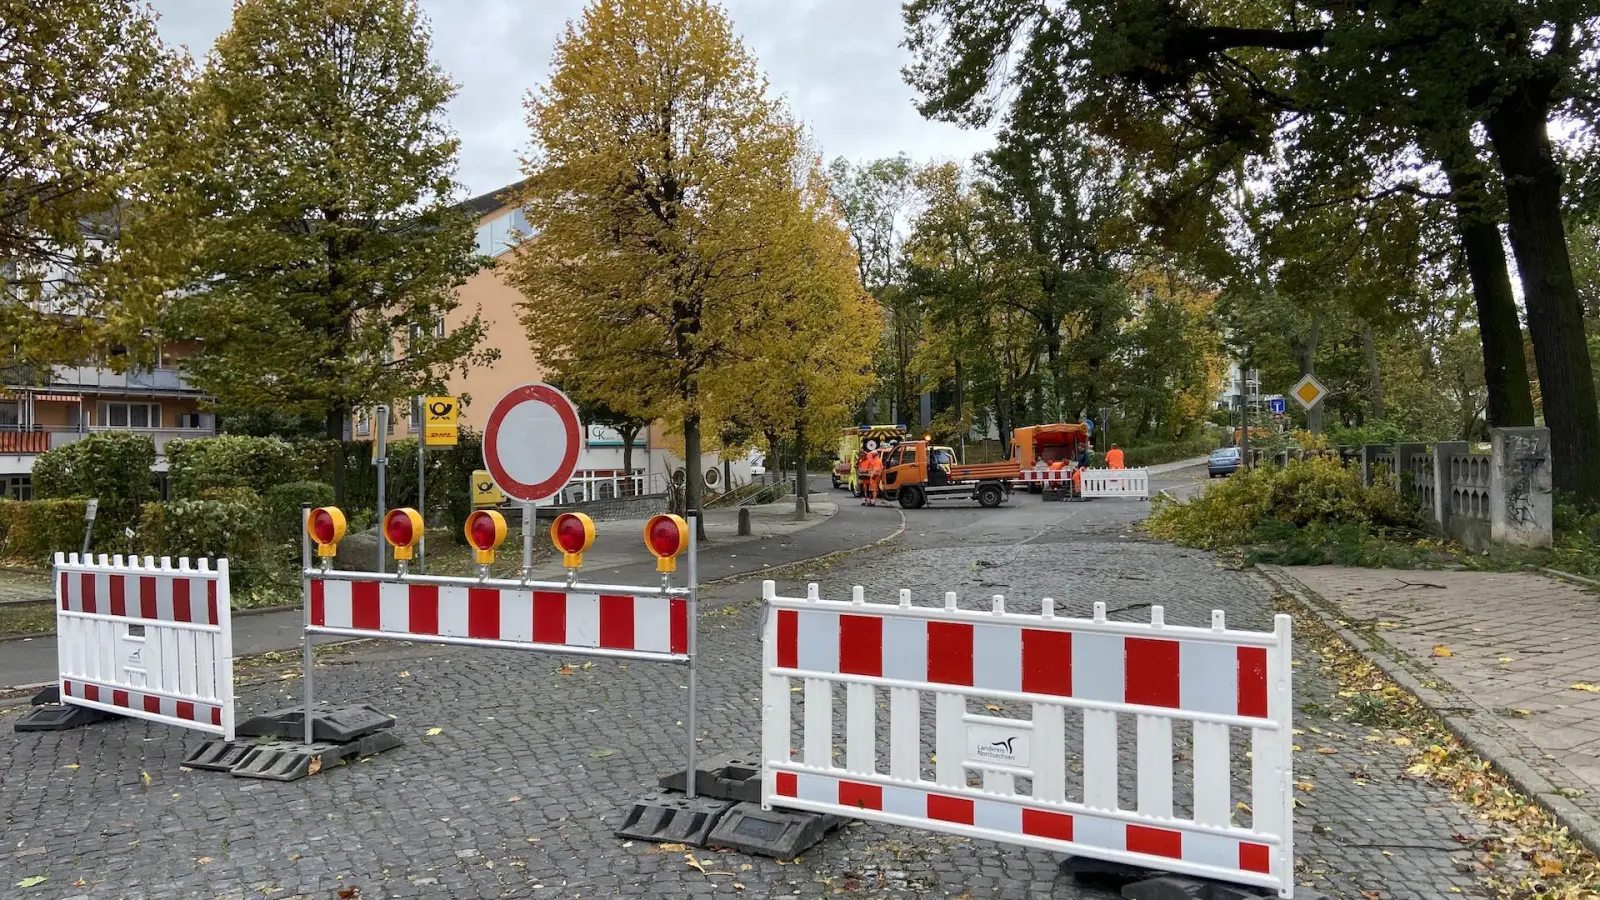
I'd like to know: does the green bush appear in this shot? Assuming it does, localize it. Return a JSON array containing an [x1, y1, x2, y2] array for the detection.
[[0, 499, 91, 566], [136, 499, 267, 588], [262, 481, 336, 547], [31, 432, 156, 534], [168, 435, 308, 498], [1146, 455, 1420, 549]]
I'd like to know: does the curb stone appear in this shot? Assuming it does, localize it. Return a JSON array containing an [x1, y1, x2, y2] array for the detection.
[[1254, 563, 1600, 859]]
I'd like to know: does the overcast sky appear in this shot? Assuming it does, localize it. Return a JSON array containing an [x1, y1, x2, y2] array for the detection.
[[147, 0, 995, 199]]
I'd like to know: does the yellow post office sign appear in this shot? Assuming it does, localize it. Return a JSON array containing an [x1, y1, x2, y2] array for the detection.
[[471, 469, 506, 507], [423, 395, 459, 447]]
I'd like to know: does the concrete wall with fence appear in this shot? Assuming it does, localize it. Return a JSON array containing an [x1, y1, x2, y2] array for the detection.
[[1243, 427, 1553, 551]]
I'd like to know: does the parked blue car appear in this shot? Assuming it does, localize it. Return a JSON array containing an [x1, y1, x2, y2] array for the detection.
[[1208, 447, 1242, 478]]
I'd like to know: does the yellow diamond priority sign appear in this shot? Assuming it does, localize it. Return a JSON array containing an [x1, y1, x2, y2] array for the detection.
[[423, 395, 460, 447], [1291, 374, 1326, 411]]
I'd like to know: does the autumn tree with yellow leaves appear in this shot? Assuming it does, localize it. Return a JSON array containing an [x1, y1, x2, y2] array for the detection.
[[705, 158, 879, 518], [512, 0, 833, 533]]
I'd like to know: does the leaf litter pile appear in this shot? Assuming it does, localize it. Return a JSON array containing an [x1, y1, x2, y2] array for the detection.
[[1295, 602, 1600, 899]]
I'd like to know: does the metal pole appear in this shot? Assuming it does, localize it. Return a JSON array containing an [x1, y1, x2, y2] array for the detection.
[[417, 435, 426, 575], [300, 504, 314, 747], [685, 510, 699, 800], [521, 502, 534, 579], [375, 405, 388, 574]]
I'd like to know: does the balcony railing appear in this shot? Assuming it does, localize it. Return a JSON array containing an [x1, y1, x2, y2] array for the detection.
[[0, 424, 215, 456], [46, 365, 197, 393]]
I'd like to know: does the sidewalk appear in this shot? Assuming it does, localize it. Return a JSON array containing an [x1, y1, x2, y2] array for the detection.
[[0, 494, 903, 691], [1262, 563, 1600, 852]]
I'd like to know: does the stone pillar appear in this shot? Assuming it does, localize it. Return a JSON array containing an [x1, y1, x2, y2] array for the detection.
[[1361, 444, 1386, 487], [1434, 441, 1467, 534], [1491, 427, 1553, 548]]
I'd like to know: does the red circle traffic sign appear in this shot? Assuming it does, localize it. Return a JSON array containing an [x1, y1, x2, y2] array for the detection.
[[482, 383, 582, 503]]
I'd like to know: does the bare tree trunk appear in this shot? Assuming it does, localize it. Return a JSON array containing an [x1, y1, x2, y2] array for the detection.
[[684, 413, 705, 541], [1486, 87, 1600, 502], [1362, 322, 1385, 420], [793, 417, 809, 520], [325, 408, 346, 506]]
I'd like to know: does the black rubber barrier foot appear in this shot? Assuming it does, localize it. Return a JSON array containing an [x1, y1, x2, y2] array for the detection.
[[13, 703, 119, 732], [235, 703, 394, 743], [614, 793, 735, 847], [184, 739, 254, 772], [705, 802, 845, 859], [230, 730, 405, 782], [31, 685, 59, 705], [657, 752, 763, 804]]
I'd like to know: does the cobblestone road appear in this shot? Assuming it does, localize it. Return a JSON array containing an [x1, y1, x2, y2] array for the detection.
[[1, 484, 1496, 898]]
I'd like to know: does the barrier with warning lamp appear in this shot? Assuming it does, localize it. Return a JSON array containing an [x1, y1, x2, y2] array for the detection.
[[759, 582, 1295, 897], [26, 553, 236, 739], [290, 505, 705, 797]]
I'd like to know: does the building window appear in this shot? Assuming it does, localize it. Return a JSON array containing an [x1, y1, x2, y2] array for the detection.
[[435, 316, 446, 337], [355, 416, 370, 437], [176, 412, 206, 429], [387, 412, 395, 435], [0, 402, 17, 427], [409, 397, 421, 433], [3, 475, 31, 500], [100, 402, 160, 428]]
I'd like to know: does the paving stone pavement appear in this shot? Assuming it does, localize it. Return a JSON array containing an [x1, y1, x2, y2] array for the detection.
[[1, 517, 1497, 899], [1272, 565, 1600, 849]]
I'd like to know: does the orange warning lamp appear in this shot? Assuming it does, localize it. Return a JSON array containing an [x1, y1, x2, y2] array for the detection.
[[383, 508, 424, 561], [307, 507, 347, 558], [550, 512, 595, 568], [643, 514, 688, 573], [464, 509, 507, 565]]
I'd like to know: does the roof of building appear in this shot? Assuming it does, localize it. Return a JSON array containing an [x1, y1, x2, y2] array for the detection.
[[461, 179, 528, 217]]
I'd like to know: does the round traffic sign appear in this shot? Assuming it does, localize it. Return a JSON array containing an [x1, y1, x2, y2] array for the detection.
[[482, 383, 582, 503]]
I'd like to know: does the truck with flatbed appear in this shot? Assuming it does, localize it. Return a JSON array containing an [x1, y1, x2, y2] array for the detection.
[[876, 440, 1016, 509]]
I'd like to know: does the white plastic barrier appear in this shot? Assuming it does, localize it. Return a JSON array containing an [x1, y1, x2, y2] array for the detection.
[[759, 582, 1295, 898], [1079, 467, 1150, 499], [54, 553, 235, 740]]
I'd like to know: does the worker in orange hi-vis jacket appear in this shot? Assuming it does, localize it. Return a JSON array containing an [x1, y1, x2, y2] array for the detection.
[[1106, 444, 1125, 469]]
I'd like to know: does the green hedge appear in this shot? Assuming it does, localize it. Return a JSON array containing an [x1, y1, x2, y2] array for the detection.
[[31, 432, 156, 534], [263, 481, 336, 548], [168, 435, 310, 498], [136, 499, 268, 588], [0, 499, 91, 566], [1112, 435, 1222, 468]]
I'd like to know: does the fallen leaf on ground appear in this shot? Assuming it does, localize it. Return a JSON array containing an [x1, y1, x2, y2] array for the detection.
[[1535, 854, 1563, 876], [398, 671, 410, 678], [336, 889, 359, 900], [684, 853, 707, 874], [582, 661, 594, 670], [984, 704, 1001, 712], [140, 771, 151, 787], [62, 763, 79, 770], [652, 843, 686, 853], [16, 877, 46, 889], [1511, 709, 1531, 717], [1315, 747, 1337, 755], [589, 749, 616, 759], [507, 795, 521, 802], [72, 880, 86, 888], [307, 756, 322, 776], [1295, 781, 1315, 792], [1375, 621, 1397, 628], [1572, 683, 1600, 693], [1498, 657, 1514, 665], [1431, 645, 1452, 658], [1236, 801, 1252, 813], [1392, 736, 1412, 747], [557, 665, 575, 675], [1360, 892, 1381, 900]]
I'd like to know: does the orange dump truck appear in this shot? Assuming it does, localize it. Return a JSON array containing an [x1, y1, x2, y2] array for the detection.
[[1010, 423, 1092, 492]]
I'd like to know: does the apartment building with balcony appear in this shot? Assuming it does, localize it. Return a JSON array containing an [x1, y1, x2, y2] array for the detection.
[[358, 181, 752, 502], [0, 342, 217, 498]]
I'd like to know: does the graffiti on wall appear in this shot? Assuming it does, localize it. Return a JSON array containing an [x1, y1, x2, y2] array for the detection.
[[1500, 432, 1549, 529]]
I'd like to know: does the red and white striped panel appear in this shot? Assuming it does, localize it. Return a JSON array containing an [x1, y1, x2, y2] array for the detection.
[[58, 566, 223, 625], [310, 578, 688, 657], [61, 678, 225, 729], [772, 770, 1273, 881], [774, 608, 1268, 719], [1019, 469, 1069, 485]]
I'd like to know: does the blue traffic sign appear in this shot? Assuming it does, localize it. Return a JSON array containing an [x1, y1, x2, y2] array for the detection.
[[1267, 397, 1286, 415]]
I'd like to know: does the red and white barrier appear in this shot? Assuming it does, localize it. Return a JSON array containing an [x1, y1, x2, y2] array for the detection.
[[1019, 469, 1070, 486], [760, 582, 1294, 897], [54, 553, 235, 739], [1080, 467, 1150, 499], [308, 575, 688, 660]]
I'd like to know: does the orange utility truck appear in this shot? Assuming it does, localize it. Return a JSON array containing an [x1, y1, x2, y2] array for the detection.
[[876, 440, 1016, 509], [1010, 423, 1092, 492]]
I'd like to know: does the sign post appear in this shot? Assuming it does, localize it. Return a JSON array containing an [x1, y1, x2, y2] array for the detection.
[[373, 405, 389, 574], [417, 395, 460, 575], [481, 384, 583, 580], [81, 498, 98, 555]]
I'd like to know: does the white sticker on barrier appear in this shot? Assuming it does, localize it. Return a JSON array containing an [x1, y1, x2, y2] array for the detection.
[[54, 553, 235, 740], [759, 582, 1295, 898]]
